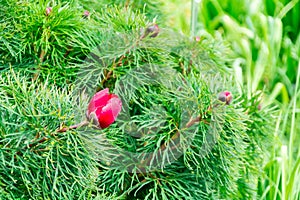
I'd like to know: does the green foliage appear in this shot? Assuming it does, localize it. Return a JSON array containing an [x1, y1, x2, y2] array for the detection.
[[0, 0, 282, 199], [162, 1, 300, 199], [0, 0, 160, 87], [3, 0, 77, 62], [0, 70, 118, 199], [0, 0, 91, 86], [163, 0, 300, 102], [75, 0, 164, 23], [257, 61, 300, 200], [73, 11, 274, 199]]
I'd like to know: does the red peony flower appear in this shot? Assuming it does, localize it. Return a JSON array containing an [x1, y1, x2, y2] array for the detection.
[[87, 88, 122, 129], [218, 91, 233, 105]]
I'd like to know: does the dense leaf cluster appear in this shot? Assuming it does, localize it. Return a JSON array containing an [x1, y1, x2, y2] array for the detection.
[[0, 0, 275, 199]]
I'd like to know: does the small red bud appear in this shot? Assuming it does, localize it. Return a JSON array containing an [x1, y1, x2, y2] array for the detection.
[[195, 36, 201, 42], [257, 104, 262, 110], [147, 24, 159, 38], [83, 10, 90, 18], [218, 91, 232, 105], [45, 7, 52, 16], [141, 24, 160, 39]]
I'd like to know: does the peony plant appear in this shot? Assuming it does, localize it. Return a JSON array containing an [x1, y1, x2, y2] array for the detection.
[[0, 1, 275, 200]]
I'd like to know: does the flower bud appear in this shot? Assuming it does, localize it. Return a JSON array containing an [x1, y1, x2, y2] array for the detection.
[[87, 88, 122, 129], [83, 10, 90, 18], [257, 104, 262, 110], [218, 91, 232, 105], [147, 24, 159, 38], [45, 7, 52, 16], [141, 24, 160, 39]]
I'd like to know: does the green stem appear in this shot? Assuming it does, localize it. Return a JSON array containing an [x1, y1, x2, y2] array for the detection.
[[289, 59, 300, 167], [190, 0, 201, 37], [277, 0, 299, 19], [24, 120, 90, 152], [57, 120, 89, 133], [102, 34, 143, 86], [125, 0, 131, 9]]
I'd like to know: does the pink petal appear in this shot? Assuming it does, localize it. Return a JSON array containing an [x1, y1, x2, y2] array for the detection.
[[98, 96, 122, 129], [87, 88, 110, 115]]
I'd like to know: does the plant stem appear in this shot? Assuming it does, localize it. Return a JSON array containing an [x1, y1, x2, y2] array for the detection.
[[136, 112, 206, 176], [185, 115, 201, 128], [28, 137, 48, 148], [101, 55, 125, 85], [64, 46, 73, 58], [277, 0, 299, 19], [143, 112, 205, 169], [33, 49, 46, 81], [57, 120, 90, 133], [125, 0, 131, 9], [16, 121, 90, 156], [101, 36, 142, 86], [39, 49, 46, 63], [289, 59, 300, 167]]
